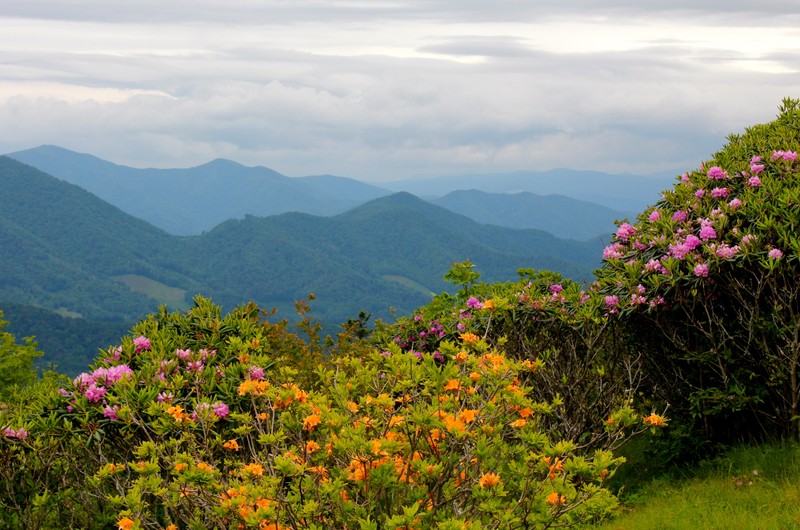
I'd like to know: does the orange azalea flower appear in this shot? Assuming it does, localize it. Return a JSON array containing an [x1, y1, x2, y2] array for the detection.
[[455, 351, 468, 363], [546, 491, 566, 505], [510, 419, 527, 428], [223, 439, 240, 451], [166, 525, 178, 530], [443, 414, 466, 433], [482, 299, 495, 310], [643, 413, 667, 427], [479, 472, 501, 488], [239, 505, 254, 518], [305, 440, 321, 454], [606, 417, 615, 425], [257, 412, 269, 420], [443, 379, 462, 392], [196, 462, 213, 473], [166, 405, 190, 423], [238, 379, 270, 396], [242, 462, 264, 477], [458, 409, 478, 423], [518, 407, 534, 418], [303, 414, 321, 431], [469, 371, 481, 382], [460, 332, 480, 344], [347, 401, 360, 413], [117, 517, 135, 530], [388, 415, 405, 427], [174, 462, 187, 472]]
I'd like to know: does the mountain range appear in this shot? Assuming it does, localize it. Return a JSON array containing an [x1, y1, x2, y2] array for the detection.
[[7, 145, 654, 239], [1, 155, 610, 373]]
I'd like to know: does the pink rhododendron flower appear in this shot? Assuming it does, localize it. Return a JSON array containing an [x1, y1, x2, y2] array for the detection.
[[707, 166, 727, 179], [672, 210, 688, 223], [649, 210, 661, 222], [466, 297, 483, 309], [604, 295, 619, 308], [3, 428, 28, 439], [742, 234, 757, 245], [699, 222, 717, 241], [695, 189, 705, 199], [748, 176, 761, 187], [680, 173, 691, 182], [631, 293, 647, 305], [157, 391, 174, 404], [645, 259, 665, 273], [176, 348, 192, 360], [549, 284, 563, 295], [783, 150, 798, 161], [710, 187, 728, 199], [249, 365, 265, 381], [85, 384, 107, 403], [133, 336, 151, 353], [603, 242, 625, 260], [615, 223, 636, 242], [694, 263, 709, 277], [103, 405, 120, 421], [73, 372, 94, 390], [769, 248, 784, 259], [728, 198, 742, 209], [715, 244, 740, 259], [186, 361, 204, 372], [685, 235, 702, 249], [212, 402, 229, 419]]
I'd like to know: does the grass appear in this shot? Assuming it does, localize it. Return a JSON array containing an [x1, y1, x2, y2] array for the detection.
[[588, 442, 800, 529], [112, 274, 190, 310]]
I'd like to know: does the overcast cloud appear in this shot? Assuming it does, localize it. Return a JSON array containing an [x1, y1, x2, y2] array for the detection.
[[1, 1, 799, 180]]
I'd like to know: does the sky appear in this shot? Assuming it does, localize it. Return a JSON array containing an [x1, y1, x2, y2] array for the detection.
[[2, 1, 799, 181]]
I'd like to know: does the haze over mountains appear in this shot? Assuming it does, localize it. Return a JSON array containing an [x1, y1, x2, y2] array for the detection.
[[1, 152, 635, 373], [7, 146, 667, 239]]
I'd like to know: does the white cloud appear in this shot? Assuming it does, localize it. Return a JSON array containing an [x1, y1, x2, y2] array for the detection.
[[1, 1, 799, 179]]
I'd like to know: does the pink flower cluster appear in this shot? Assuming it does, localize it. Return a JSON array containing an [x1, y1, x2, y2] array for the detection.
[[133, 336, 151, 353], [771, 150, 798, 161], [3, 427, 28, 439]]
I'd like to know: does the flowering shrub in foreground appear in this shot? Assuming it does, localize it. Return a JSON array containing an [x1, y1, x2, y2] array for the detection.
[[1, 295, 663, 528], [596, 98, 800, 443]]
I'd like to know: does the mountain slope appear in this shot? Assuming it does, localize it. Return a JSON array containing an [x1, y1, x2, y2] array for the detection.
[[8, 145, 391, 235], [431, 189, 628, 240]]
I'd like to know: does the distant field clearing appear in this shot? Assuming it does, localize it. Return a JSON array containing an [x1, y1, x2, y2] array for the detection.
[[113, 275, 189, 310], [382, 275, 435, 297]]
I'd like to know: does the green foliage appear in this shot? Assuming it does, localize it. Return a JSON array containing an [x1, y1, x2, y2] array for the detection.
[[595, 98, 800, 449], [0, 297, 649, 528], [0, 311, 42, 398]]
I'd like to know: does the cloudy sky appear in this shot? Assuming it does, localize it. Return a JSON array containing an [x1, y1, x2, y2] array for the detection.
[[2, 1, 799, 181]]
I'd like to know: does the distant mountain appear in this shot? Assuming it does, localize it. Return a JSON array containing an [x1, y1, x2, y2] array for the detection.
[[381, 168, 677, 212], [1, 156, 605, 375], [430, 190, 628, 240], [7, 145, 391, 235]]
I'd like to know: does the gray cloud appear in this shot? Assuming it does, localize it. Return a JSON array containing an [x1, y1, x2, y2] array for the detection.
[[1, 1, 799, 180]]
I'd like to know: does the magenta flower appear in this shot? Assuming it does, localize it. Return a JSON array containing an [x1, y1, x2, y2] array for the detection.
[[604, 295, 619, 308], [680, 173, 691, 182], [672, 210, 688, 223], [649, 210, 661, 222], [549, 284, 563, 295], [157, 391, 174, 404], [133, 336, 151, 353], [695, 189, 705, 199], [186, 360, 204, 373], [699, 223, 717, 241], [716, 244, 740, 259], [694, 263, 709, 277], [212, 402, 229, 419], [603, 242, 625, 260], [783, 150, 798, 161], [728, 198, 742, 209], [249, 365, 265, 381], [707, 166, 727, 179], [615, 223, 636, 242], [466, 297, 484, 310], [103, 405, 120, 421], [748, 176, 761, 187], [710, 187, 728, 199], [768, 248, 784, 259], [176, 348, 192, 360], [84, 384, 107, 403]]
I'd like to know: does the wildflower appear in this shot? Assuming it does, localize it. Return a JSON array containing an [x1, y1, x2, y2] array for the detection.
[[649, 210, 661, 222], [604, 295, 619, 308], [133, 336, 151, 353], [671, 210, 688, 223], [212, 402, 229, 419], [694, 263, 709, 277], [643, 413, 667, 426], [103, 405, 120, 421], [249, 365, 265, 380], [459, 409, 478, 423], [710, 187, 728, 199], [769, 248, 784, 259], [707, 166, 727, 179], [728, 197, 742, 209], [748, 176, 762, 187], [510, 419, 527, 428], [603, 242, 625, 260], [479, 472, 501, 488], [549, 284, 563, 295], [242, 463, 264, 476], [174, 462, 187, 472], [303, 414, 321, 431], [546, 492, 566, 505], [443, 379, 462, 392], [615, 223, 636, 242], [85, 384, 107, 403], [305, 440, 321, 454], [223, 439, 240, 451], [460, 332, 480, 344], [117, 517, 136, 530], [196, 462, 213, 473], [455, 351, 468, 363], [466, 297, 483, 309], [716, 244, 740, 259], [483, 299, 495, 310]]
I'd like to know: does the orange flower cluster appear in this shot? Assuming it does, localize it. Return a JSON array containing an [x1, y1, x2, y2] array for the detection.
[[238, 379, 270, 396], [459, 332, 480, 344], [643, 413, 667, 427], [479, 472, 501, 488], [542, 456, 564, 480], [166, 404, 190, 423], [546, 491, 566, 506], [223, 439, 240, 451]]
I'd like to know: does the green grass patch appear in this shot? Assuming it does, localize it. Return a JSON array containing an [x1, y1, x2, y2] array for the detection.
[[112, 274, 189, 311], [382, 274, 436, 297], [589, 443, 800, 529]]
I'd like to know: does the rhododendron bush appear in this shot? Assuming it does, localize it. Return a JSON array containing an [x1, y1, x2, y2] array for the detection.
[[1, 297, 645, 528], [596, 98, 800, 443]]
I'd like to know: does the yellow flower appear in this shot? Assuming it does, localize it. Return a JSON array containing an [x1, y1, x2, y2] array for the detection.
[[117, 517, 136, 530], [479, 472, 501, 488]]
